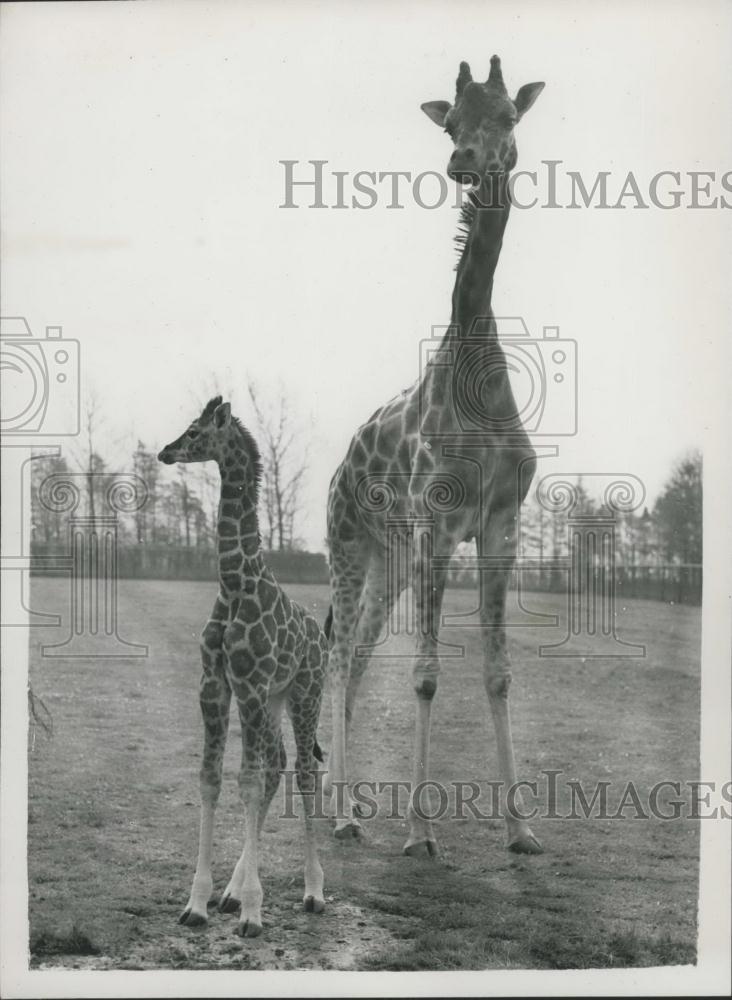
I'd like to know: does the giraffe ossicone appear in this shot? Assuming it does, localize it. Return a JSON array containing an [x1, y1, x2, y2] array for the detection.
[[325, 56, 545, 857], [158, 396, 328, 937]]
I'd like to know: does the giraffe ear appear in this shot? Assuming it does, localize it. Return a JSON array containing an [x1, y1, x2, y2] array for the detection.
[[514, 82, 545, 119], [421, 100, 452, 128], [213, 402, 231, 429]]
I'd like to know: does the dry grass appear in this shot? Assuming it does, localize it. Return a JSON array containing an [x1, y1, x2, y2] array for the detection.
[[28, 579, 700, 970]]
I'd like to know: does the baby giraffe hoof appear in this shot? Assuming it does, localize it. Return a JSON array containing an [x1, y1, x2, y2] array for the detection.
[[403, 838, 439, 858], [178, 908, 208, 927], [508, 830, 544, 855], [333, 820, 363, 840], [218, 893, 241, 914], [236, 919, 263, 938], [303, 894, 325, 914]]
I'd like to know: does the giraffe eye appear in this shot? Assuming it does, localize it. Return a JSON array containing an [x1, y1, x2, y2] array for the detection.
[[188, 429, 200, 440]]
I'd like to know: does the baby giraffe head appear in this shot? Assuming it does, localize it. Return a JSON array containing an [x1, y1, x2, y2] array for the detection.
[[421, 56, 544, 185], [158, 395, 261, 491]]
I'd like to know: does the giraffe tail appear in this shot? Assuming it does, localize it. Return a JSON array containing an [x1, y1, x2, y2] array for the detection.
[[314, 608, 330, 764]]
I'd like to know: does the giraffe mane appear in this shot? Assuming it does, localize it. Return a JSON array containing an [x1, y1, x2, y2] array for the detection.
[[200, 396, 263, 501], [453, 191, 479, 265], [230, 415, 263, 502]]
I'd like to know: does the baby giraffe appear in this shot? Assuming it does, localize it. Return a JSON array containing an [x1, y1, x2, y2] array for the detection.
[[158, 396, 327, 937]]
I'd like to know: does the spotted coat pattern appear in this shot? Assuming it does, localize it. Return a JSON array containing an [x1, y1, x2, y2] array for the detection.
[[158, 397, 327, 937], [325, 57, 545, 858]]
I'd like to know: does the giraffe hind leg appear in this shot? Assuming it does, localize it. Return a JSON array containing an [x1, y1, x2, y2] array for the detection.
[[343, 561, 405, 821], [288, 640, 326, 911], [325, 539, 369, 837]]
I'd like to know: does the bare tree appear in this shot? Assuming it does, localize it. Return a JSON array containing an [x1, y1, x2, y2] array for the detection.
[[132, 441, 162, 543], [247, 380, 308, 551], [69, 388, 106, 518], [31, 452, 71, 544], [196, 464, 220, 545], [175, 466, 194, 548]]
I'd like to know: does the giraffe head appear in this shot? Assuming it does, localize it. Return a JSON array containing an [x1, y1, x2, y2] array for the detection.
[[158, 395, 262, 488], [421, 56, 544, 184]]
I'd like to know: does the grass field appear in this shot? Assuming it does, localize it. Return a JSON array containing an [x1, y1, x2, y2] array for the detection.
[[27, 578, 700, 970]]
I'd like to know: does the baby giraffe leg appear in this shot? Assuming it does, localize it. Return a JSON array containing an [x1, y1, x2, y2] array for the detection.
[[298, 753, 325, 913], [179, 662, 231, 926], [218, 734, 285, 915], [289, 678, 325, 912], [234, 746, 266, 937]]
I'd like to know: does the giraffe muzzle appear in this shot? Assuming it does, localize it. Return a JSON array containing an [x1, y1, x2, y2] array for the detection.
[[447, 149, 481, 187]]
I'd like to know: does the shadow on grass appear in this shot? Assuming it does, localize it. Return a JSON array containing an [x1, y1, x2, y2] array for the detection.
[[31, 923, 99, 962], [357, 852, 696, 971]]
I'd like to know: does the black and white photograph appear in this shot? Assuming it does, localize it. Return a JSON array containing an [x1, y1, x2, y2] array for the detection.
[[1, 1, 730, 996]]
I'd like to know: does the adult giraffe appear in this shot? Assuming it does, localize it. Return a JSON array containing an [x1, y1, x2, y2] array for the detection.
[[325, 56, 545, 857]]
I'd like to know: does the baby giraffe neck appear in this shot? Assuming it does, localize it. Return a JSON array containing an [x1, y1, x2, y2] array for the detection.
[[216, 460, 261, 590]]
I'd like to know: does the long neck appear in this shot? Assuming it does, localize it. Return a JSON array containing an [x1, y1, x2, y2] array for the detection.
[[419, 171, 520, 438], [216, 456, 261, 589], [451, 172, 511, 335]]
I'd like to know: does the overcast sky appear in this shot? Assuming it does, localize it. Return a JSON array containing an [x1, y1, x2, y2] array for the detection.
[[2, 0, 730, 549]]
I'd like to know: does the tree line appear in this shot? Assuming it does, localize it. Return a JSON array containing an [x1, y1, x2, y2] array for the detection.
[[518, 454, 702, 567], [445, 451, 702, 582], [32, 425, 702, 576], [30, 383, 311, 553]]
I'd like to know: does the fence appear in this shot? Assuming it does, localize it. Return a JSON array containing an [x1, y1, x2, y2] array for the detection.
[[447, 562, 702, 606], [30, 544, 329, 585], [30, 544, 701, 605]]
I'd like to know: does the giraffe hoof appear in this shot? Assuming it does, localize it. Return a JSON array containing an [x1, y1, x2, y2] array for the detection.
[[218, 893, 241, 914], [508, 831, 544, 855], [178, 908, 208, 927], [333, 820, 363, 840], [403, 838, 439, 858], [236, 919, 263, 938], [303, 894, 325, 914]]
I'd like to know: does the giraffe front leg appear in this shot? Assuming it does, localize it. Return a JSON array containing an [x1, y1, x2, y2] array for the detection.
[[179, 781, 217, 927], [404, 547, 447, 858], [223, 692, 282, 937], [480, 510, 543, 856], [234, 763, 265, 938], [482, 606, 542, 855], [219, 734, 285, 915], [180, 663, 231, 927], [403, 656, 440, 858]]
